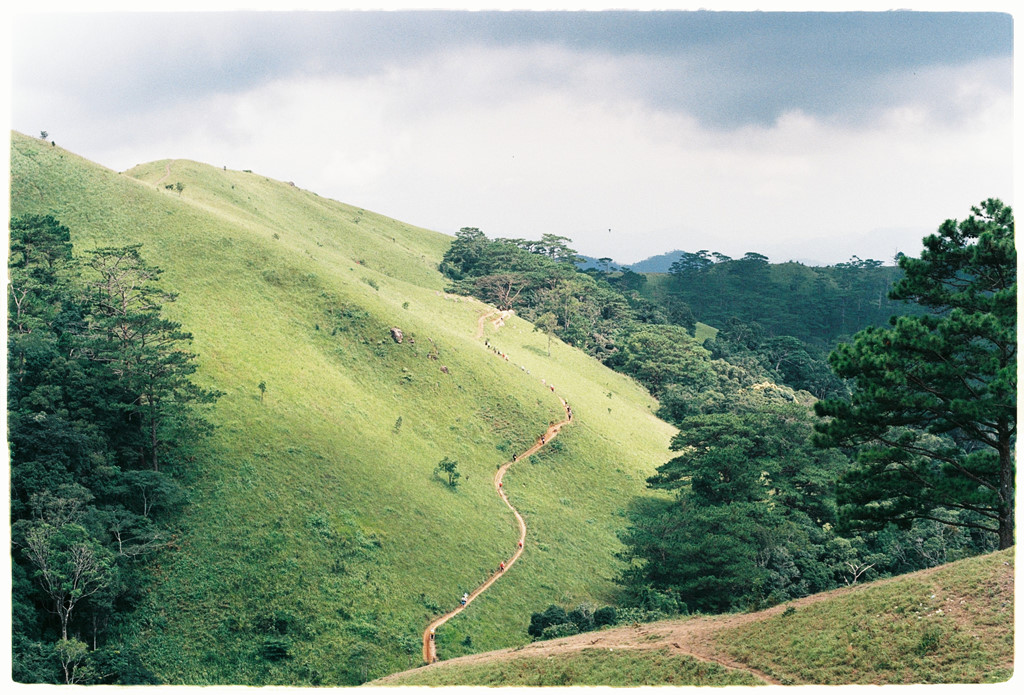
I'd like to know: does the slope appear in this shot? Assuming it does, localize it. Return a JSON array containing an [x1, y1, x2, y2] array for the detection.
[[372, 547, 1014, 686], [8, 132, 677, 684]]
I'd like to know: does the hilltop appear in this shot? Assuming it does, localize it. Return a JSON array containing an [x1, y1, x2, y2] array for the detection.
[[372, 547, 1014, 686], [8, 131, 677, 684]]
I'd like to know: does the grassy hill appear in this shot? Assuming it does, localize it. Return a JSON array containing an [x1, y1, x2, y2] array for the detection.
[[8, 131, 677, 684], [372, 547, 1014, 686]]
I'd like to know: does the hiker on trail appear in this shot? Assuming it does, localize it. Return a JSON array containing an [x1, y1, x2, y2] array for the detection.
[[541, 435, 545, 444], [500, 562, 505, 571], [518, 540, 523, 548], [430, 629, 435, 640], [461, 593, 468, 605], [512, 453, 517, 462]]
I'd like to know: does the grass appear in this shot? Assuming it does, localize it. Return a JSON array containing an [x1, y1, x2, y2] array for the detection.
[[373, 647, 766, 686], [9, 131, 676, 685], [715, 548, 1015, 685], [371, 548, 1014, 687]]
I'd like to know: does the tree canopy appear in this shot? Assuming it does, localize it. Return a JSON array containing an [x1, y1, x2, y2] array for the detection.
[[8, 214, 218, 683], [815, 199, 1016, 549]]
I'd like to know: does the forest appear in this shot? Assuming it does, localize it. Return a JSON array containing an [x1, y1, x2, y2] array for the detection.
[[439, 199, 1015, 623], [8, 215, 220, 682]]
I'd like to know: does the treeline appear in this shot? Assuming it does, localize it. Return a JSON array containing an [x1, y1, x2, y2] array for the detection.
[[440, 228, 843, 412], [440, 204, 1012, 623], [8, 215, 219, 683], [619, 200, 1014, 616], [657, 251, 922, 349]]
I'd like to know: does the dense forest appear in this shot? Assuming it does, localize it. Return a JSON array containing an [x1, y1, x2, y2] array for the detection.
[[439, 200, 1014, 625], [8, 215, 219, 683], [653, 252, 920, 349]]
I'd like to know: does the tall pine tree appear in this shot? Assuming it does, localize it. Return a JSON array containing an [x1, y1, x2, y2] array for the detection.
[[816, 199, 1016, 549]]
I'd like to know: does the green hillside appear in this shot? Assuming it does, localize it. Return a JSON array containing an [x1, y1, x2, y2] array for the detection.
[[373, 547, 1014, 686], [9, 131, 677, 684]]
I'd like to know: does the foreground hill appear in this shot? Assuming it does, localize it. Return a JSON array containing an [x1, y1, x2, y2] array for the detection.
[[9, 132, 677, 684], [372, 548, 1014, 686]]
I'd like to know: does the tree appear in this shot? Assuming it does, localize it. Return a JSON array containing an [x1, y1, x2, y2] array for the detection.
[[472, 273, 529, 310], [82, 245, 220, 471], [7, 214, 75, 338], [534, 312, 558, 356], [619, 403, 847, 612], [438, 227, 487, 280], [8, 215, 217, 682], [54, 638, 91, 684], [535, 233, 581, 265], [815, 199, 1016, 549], [435, 457, 461, 488], [18, 502, 116, 642]]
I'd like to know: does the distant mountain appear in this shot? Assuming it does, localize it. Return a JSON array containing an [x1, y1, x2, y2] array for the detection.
[[626, 249, 687, 273], [576, 250, 687, 273], [575, 254, 622, 271]]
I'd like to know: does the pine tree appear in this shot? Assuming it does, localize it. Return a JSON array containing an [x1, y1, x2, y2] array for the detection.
[[82, 245, 220, 471], [816, 199, 1016, 549]]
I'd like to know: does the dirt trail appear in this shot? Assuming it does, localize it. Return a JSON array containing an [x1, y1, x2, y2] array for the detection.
[[408, 587, 853, 684], [406, 612, 784, 685], [155, 160, 174, 186], [475, 309, 513, 339], [422, 309, 570, 665]]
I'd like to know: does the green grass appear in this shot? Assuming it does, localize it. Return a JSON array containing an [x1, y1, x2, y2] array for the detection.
[[10, 131, 677, 684], [716, 548, 1015, 685], [373, 647, 765, 686], [372, 548, 1014, 687], [693, 321, 718, 342]]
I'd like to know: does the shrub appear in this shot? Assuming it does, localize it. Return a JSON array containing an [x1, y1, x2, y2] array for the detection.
[[540, 622, 579, 640], [528, 604, 567, 638], [567, 604, 594, 632], [593, 605, 617, 627]]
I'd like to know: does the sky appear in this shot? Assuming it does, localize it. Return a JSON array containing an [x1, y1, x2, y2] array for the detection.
[[5, 2, 1016, 266]]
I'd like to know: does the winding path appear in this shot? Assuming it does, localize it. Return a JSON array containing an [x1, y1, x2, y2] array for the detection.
[[155, 160, 174, 186], [421, 310, 571, 665]]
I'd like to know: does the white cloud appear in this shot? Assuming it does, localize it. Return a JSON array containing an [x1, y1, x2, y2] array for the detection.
[[20, 39, 1012, 266]]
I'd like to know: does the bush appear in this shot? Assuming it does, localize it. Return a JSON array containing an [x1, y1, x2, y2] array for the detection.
[[567, 604, 594, 632], [540, 622, 580, 640], [528, 604, 568, 638], [613, 606, 671, 625], [593, 605, 617, 628]]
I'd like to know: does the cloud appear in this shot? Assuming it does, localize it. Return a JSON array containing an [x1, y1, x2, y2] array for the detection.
[[13, 11, 1012, 127], [108, 43, 1003, 264], [9, 10, 1014, 265]]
